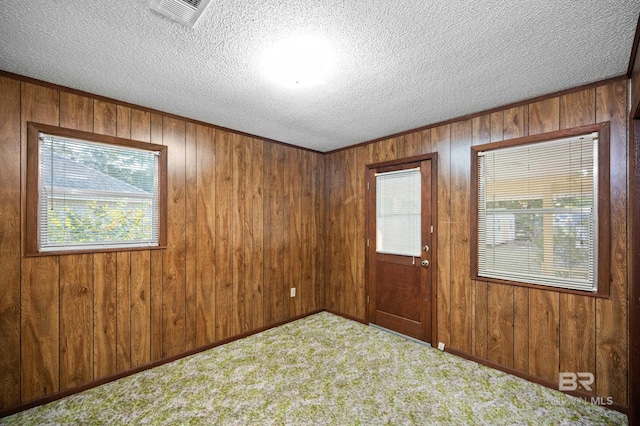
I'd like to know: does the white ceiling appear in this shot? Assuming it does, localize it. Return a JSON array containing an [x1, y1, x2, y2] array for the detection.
[[1, 1, 638, 152]]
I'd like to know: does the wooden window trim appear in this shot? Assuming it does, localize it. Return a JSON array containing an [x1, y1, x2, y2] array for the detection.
[[470, 122, 611, 298], [25, 122, 168, 256]]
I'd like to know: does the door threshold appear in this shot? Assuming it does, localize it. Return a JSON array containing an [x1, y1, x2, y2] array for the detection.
[[369, 323, 432, 347]]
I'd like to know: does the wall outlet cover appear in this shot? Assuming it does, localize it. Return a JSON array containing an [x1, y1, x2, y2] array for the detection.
[[290, 288, 296, 297], [437, 342, 445, 351]]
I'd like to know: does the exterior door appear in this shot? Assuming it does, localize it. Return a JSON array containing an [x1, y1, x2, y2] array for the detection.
[[366, 157, 436, 342]]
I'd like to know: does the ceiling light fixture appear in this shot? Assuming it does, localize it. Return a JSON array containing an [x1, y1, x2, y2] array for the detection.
[[263, 37, 333, 88]]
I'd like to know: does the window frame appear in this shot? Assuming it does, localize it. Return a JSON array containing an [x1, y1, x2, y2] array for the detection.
[[26, 122, 168, 256], [470, 122, 610, 298]]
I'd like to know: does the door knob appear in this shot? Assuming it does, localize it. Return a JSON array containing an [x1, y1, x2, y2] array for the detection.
[[421, 260, 429, 267]]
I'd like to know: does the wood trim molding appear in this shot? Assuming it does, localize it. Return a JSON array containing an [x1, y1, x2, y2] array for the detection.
[[1, 306, 627, 418], [444, 347, 628, 415], [627, 13, 640, 79], [0, 70, 323, 155], [366, 152, 438, 169], [326, 75, 627, 155], [628, 119, 640, 426], [0, 309, 324, 419], [324, 308, 368, 325], [1, 70, 627, 156]]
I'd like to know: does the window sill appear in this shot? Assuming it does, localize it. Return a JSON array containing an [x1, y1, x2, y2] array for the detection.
[[24, 245, 167, 257]]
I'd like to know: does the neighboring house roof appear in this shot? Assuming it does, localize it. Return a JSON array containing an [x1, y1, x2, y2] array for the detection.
[[41, 151, 150, 195]]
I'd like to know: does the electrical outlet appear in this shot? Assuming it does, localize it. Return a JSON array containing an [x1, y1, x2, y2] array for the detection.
[[437, 342, 445, 351], [290, 287, 296, 297]]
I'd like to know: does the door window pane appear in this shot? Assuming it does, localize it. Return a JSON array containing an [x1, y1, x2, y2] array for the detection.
[[376, 168, 421, 256]]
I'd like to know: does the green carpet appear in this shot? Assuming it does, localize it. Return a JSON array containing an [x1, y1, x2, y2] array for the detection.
[[1, 312, 626, 425]]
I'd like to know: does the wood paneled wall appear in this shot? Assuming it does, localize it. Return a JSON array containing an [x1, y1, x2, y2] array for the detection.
[[324, 79, 629, 407], [0, 75, 325, 410], [0, 72, 630, 412]]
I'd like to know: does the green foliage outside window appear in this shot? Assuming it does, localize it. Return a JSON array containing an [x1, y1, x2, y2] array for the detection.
[[46, 200, 152, 244]]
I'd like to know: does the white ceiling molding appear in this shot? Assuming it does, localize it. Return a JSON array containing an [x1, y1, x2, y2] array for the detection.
[[0, 1, 638, 152]]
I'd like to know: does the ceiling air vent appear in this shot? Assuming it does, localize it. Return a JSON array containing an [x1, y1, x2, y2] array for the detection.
[[149, 0, 212, 28]]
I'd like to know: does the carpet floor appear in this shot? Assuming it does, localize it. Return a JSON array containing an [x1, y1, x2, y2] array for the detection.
[[1, 312, 627, 425]]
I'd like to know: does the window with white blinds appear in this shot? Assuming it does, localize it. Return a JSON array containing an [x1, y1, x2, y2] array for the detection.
[[476, 133, 598, 292], [376, 168, 421, 256], [37, 132, 161, 252]]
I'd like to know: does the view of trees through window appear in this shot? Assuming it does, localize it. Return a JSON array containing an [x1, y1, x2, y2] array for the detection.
[[39, 136, 159, 249], [44, 198, 153, 244]]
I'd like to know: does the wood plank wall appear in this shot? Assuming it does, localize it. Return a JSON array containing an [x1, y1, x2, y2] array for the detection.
[[0, 72, 630, 412], [0, 75, 325, 410], [324, 79, 629, 407]]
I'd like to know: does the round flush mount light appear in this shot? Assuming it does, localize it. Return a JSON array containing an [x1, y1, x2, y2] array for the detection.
[[263, 37, 333, 88]]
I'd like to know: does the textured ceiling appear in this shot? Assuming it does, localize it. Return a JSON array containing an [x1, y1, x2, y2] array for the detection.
[[1, 1, 639, 152]]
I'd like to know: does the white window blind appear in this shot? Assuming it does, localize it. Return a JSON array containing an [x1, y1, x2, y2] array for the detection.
[[477, 133, 598, 292], [38, 133, 160, 252], [376, 168, 421, 256]]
